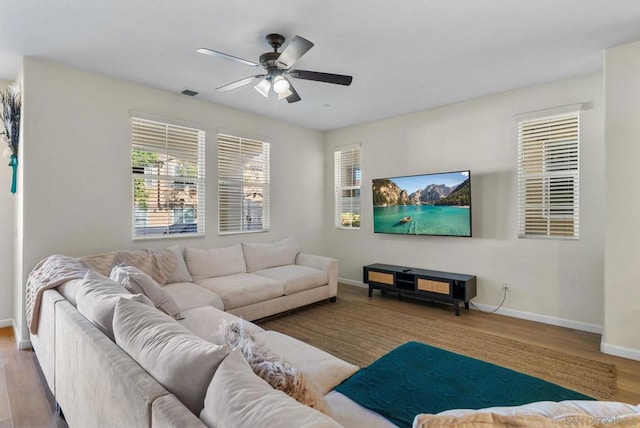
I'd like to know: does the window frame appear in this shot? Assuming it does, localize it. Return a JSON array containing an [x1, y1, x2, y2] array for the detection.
[[334, 145, 362, 230], [517, 108, 580, 240], [131, 116, 205, 240], [217, 133, 271, 235]]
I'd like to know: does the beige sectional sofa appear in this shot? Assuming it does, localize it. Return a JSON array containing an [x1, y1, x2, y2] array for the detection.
[[161, 237, 338, 321], [27, 237, 640, 427]]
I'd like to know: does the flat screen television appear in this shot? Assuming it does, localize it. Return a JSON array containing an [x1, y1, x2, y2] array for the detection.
[[372, 170, 471, 237]]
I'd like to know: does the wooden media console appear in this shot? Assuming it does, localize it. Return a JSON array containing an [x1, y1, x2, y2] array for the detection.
[[363, 263, 477, 316]]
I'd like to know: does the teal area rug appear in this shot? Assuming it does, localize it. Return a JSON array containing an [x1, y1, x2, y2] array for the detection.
[[335, 341, 593, 428]]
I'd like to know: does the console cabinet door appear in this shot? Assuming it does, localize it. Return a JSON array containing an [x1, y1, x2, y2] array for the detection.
[[416, 277, 451, 296], [367, 270, 395, 286]]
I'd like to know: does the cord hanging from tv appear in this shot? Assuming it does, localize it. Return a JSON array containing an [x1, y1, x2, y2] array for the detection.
[[372, 170, 472, 237]]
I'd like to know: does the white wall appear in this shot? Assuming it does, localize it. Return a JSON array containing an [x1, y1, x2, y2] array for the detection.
[[603, 40, 640, 360], [0, 79, 15, 326], [14, 57, 326, 345], [325, 73, 605, 330]]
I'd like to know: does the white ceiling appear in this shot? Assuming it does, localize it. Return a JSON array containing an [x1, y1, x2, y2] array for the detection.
[[2, 0, 640, 131]]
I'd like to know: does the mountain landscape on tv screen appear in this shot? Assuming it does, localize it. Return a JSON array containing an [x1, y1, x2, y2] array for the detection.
[[373, 178, 470, 207]]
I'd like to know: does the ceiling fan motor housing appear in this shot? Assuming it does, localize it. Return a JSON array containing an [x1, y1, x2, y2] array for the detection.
[[259, 51, 281, 68]]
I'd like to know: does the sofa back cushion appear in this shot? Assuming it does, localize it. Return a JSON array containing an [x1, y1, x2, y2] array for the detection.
[[200, 349, 342, 428], [113, 297, 228, 415], [110, 264, 182, 320], [242, 237, 299, 273], [165, 245, 193, 284], [76, 270, 153, 340], [185, 244, 247, 281]]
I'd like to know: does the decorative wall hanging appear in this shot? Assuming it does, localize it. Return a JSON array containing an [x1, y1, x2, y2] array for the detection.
[[0, 83, 21, 194]]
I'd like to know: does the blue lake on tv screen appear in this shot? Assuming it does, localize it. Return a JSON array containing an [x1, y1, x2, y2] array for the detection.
[[373, 205, 471, 236]]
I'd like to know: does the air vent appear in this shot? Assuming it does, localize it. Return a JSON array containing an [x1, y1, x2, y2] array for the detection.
[[180, 89, 199, 97]]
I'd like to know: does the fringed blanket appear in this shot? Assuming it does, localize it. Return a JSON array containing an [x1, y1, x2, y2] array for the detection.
[[26, 249, 176, 334]]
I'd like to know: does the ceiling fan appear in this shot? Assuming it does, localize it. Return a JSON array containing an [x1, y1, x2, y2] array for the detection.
[[197, 33, 353, 103]]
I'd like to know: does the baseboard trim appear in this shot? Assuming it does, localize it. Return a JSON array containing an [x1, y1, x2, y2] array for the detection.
[[339, 278, 366, 288], [601, 342, 640, 361], [12, 320, 32, 350], [471, 303, 603, 334], [339, 278, 603, 334], [0, 319, 13, 328]]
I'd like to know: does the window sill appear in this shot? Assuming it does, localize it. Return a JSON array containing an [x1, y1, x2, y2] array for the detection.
[[132, 232, 205, 241], [218, 229, 270, 236]]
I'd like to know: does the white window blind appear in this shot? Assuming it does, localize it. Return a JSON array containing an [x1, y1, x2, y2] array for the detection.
[[334, 146, 361, 229], [131, 117, 205, 238], [217, 134, 270, 234], [517, 110, 579, 239]]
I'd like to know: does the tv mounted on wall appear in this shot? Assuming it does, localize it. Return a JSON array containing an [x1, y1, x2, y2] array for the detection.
[[372, 170, 472, 237]]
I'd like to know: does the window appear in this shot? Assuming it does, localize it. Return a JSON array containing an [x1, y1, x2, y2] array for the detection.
[[217, 134, 270, 234], [334, 146, 361, 229], [131, 117, 205, 238], [517, 109, 580, 239]]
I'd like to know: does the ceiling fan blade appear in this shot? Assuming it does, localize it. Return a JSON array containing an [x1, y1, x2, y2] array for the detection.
[[197, 48, 260, 68], [285, 84, 301, 103], [276, 36, 314, 69], [215, 75, 266, 92], [289, 69, 353, 86]]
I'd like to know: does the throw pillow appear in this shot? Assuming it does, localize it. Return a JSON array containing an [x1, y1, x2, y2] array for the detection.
[[218, 320, 328, 414], [184, 244, 247, 280], [76, 270, 153, 340], [164, 245, 193, 284], [113, 297, 228, 415], [414, 411, 586, 427], [414, 401, 640, 428], [200, 349, 341, 428], [110, 264, 183, 320], [242, 236, 299, 272]]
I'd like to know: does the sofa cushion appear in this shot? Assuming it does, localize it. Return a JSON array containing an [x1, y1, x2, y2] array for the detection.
[[255, 330, 359, 395], [165, 245, 193, 284], [163, 282, 224, 311], [218, 320, 328, 414], [196, 273, 284, 310], [76, 270, 153, 340], [179, 306, 264, 343], [57, 278, 84, 306], [113, 297, 228, 415], [185, 244, 246, 280], [254, 265, 328, 295], [110, 264, 182, 319], [199, 349, 342, 428], [242, 236, 299, 272], [325, 391, 398, 428]]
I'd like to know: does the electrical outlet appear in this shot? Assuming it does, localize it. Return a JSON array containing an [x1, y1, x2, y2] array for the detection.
[[503, 283, 509, 292]]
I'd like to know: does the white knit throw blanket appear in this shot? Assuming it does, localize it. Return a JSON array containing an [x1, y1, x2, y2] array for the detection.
[[25, 254, 87, 334]]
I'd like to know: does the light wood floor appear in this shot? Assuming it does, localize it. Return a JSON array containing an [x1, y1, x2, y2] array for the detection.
[[0, 283, 638, 427], [0, 327, 66, 428], [339, 284, 640, 404]]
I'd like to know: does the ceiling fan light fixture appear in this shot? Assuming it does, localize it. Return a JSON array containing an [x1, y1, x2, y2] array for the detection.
[[272, 75, 291, 94], [277, 88, 293, 100], [254, 79, 271, 97]]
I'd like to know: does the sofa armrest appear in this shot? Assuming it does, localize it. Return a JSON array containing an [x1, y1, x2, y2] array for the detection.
[[55, 300, 169, 428], [152, 394, 207, 428], [296, 253, 338, 297]]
